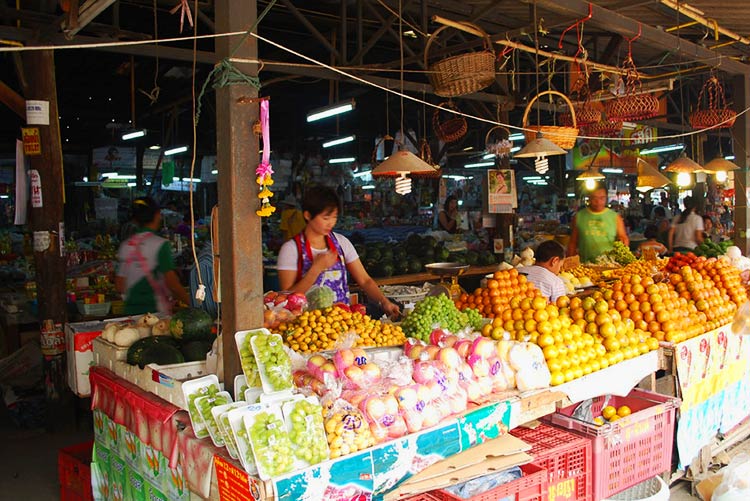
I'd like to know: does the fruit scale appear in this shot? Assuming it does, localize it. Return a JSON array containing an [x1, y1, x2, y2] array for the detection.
[[425, 262, 470, 300]]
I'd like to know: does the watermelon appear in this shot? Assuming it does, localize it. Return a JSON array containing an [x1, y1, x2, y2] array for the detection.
[[170, 308, 214, 341], [138, 344, 185, 368], [181, 340, 213, 362], [126, 336, 179, 366]]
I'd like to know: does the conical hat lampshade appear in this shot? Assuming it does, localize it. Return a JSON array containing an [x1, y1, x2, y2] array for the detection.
[[663, 155, 704, 173], [371, 149, 438, 177], [636, 157, 671, 192], [702, 156, 740, 172]]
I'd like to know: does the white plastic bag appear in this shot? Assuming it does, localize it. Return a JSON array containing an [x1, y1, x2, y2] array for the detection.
[[714, 453, 750, 501]]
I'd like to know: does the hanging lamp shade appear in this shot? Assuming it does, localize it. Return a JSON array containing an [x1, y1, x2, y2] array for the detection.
[[702, 156, 740, 172], [635, 157, 670, 192], [371, 149, 438, 177], [577, 168, 605, 181], [663, 154, 704, 173], [514, 134, 567, 158]]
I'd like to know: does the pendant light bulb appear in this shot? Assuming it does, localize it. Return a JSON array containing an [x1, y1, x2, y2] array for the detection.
[[676, 172, 692, 187], [584, 178, 596, 190], [716, 170, 728, 183], [534, 156, 549, 174], [394, 173, 412, 195]]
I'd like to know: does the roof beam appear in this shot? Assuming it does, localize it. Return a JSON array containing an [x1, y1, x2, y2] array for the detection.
[[527, 0, 750, 75], [62, 0, 117, 38]]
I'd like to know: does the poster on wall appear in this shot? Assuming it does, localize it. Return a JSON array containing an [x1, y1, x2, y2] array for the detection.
[[487, 169, 517, 213]]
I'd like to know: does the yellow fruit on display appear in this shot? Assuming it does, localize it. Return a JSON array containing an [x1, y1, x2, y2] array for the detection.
[[617, 405, 632, 417], [593, 416, 605, 426], [601, 405, 617, 420]]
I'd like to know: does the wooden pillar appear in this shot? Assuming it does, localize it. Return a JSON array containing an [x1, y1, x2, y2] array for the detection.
[[215, 0, 262, 391], [20, 51, 66, 324], [732, 74, 750, 254]]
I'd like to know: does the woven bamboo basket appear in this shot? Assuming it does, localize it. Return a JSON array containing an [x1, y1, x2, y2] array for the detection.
[[689, 77, 737, 129], [605, 92, 659, 121], [561, 78, 600, 127], [433, 101, 468, 143], [425, 22, 496, 98], [484, 125, 513, 157], [584, 119, 623, 138], [523, 90, 579, 149]]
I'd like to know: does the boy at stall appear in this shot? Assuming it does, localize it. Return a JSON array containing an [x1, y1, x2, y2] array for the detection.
[[519, 240, 567, 303], [637, 225, 668, 258]]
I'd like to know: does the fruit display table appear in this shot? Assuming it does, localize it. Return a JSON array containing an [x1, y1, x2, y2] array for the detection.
[[372, 265, 499, 286]]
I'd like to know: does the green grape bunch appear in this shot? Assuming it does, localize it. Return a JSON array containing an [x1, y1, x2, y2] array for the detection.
[[401, 295, 480, 341], [196, 393, 231, 446], [252, 333, 293, 392], [219, 413, 241, 458], [187, 383, 220, 437], [605, 241, 636, 266], [249, 411, 294, 477], [287, 400, 329, 465], [239, 333, 262, 387]]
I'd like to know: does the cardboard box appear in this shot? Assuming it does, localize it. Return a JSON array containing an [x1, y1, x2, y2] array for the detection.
[[65, 320, 106, 397]]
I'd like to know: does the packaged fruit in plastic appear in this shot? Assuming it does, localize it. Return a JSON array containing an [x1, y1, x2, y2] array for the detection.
[[181, 374, 221, 439], [234, 329, 267, 388], [244, 406, 295, 480], [251, 332, 294, 393], [324, 401, 376, 459], [226, 404, 261, 475], [282, 396, 329, 467], [212, 402, 247, 460], [195, 391, 233, 447], [234, 374, 248, 402]]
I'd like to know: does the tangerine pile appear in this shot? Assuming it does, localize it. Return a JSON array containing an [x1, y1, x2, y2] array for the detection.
[[455, 268, 542, 318], [602, 258, 667, 281]]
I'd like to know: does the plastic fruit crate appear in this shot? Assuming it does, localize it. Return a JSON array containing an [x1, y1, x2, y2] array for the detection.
[[432, 463, 548, 501], [545, 389, 679, 501], [511, 423, 592, 501], [76, 301, 111, 317], [58, 441, 94, 501]]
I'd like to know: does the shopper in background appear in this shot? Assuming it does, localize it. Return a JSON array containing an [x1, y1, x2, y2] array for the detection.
[[652, 206, 671, 246], [668, 196, 704, 253], [438, 195, 460, 233], [518, 240, 567, 303], [116, 197, 190, 315], [567, 184, 629, 263], [277, 186, 400, 318], [279, 194, 306, 242], [638, 225, 668, 257]]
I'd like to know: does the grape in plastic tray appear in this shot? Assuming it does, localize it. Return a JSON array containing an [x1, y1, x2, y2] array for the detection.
[[227, 404, 263, 475], [282, 395, 330, 468], [245, 387, 264, 404], [181, 374, 221, 439], [234, 329, 267, 389], [243, 404, 295, 480], [212, 402, 247, 460], [234, 374, 248, 402], [251, 332, 294, 394], [195, 391, 233, 447]]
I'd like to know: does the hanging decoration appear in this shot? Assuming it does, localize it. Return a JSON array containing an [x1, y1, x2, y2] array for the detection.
[[484, 126, 513, 158], [170, 0, 194, 34], [255, 99, 275, 217], [561, 77, 601, 128], [432, 101, 468, 143], [424, 21, 496, 98], [418, 139, 442, 177], [689, 76, 737, 129], [605, 24, 659, 121]]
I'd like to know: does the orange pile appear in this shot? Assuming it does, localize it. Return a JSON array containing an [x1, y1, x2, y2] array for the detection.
[[455, 269, 542, 318]]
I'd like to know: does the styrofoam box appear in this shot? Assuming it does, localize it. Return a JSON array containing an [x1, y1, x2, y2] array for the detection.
[[66, 320, 109, 397], [92, 336, 208, 409]]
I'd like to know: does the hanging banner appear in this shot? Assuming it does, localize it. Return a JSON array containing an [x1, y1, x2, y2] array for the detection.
[[487, 169, 517, 213], [26, 100, 50, 125], [21, 127, 42, 156], [14, 140, 28, 225], [30, 169, 43, 208]]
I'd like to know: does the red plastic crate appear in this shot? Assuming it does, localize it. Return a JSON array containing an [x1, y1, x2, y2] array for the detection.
[[545, 389, 678, 501], [58, 441, 94, 501], [432, 463, 548, 501], [511, 423, 592, 501]]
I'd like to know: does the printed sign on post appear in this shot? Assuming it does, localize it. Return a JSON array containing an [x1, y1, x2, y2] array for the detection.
[[30, 169, 43, 208], [21, 128, 41, 156], [26, 100, 50, 125]]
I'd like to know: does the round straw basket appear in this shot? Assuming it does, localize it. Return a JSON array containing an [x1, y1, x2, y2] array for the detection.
[[433, 101, 468, 143], [523, 90, 579, 149], [425, 22, 496, 98]]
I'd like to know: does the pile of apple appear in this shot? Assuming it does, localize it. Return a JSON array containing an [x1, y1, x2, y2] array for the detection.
[[262, 291, 308, 329]]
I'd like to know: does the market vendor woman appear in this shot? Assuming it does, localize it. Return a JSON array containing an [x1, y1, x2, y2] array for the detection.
[[277, 186, 400, 318], [567, 184, 629, 263], [116, 197, 190, 315]]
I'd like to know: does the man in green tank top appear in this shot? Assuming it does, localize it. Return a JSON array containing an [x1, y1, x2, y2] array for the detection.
[[567, 185, 629, 263]]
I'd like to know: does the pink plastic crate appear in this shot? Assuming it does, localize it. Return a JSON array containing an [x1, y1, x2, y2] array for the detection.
[[511, 423, 592, 501], [545, 389, 678, 500], [432, 463, 548, 501]]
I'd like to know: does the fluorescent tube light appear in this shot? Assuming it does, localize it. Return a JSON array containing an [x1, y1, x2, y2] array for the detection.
[[640, 144, 684, 155], [329, 157, 356, 164], [122, 129, 146, 140], [601, 168, 623, 174], [361, 185, 375, 190], [509, 133, 525, 141], [463, 146, 474, 151], [182, 178, 201, 183], [211, 169, 218, 175], [101, 172, 117, 177], [164, 146, 188, 156], [115, 175, 137, 180], [511, 146, 521, 153], [0, 195, 8, 199], [725, 155, 736, 160], [567, 193, 575, 197], [523, 176, 542, 180], [444, 175, 473, 180], [464, 161, 495, 168], [148, 145, 161, 150], [482, 153, 495, 160], [307, 100, 355, 122], [353, 170, 372, 178], [127, 182, 137, 187], [323, 135, 356, 148]]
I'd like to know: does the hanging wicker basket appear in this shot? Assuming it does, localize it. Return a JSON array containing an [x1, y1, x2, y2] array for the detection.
[[484, 125, 513, 157], [417, 139, 441, 177], [560, 77, 601, 127], [689, 76, 737, 129], [605, 58, 660, 121], [584, 119, 623, 138], [523, 90, 579, 149], [425, 22, 496, 98], [433, 101, 468, 143]]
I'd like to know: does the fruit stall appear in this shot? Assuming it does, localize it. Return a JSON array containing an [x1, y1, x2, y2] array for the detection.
[[69, 239, 750, 501]]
